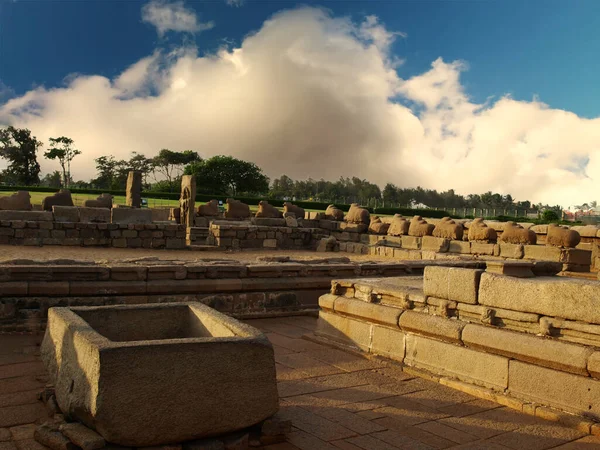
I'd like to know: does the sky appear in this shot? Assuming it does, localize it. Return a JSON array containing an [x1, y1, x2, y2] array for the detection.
[[0, 0, 599, 206]]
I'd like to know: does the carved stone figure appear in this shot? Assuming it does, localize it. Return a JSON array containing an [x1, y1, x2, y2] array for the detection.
[[433, 217, 464, 240], [500, 221, 536, 245], [0, 191, 31, 210], [84, 193, 113, 209], [387, 214, 410, 236], [468, 218, 497, 242], [255, 201, 283, 218], [197, 200, 220, 217], [546, 224, 581, 248], [345, 203, 370, 224], [325, 204, 344, 221], [408, 216, 434, 237], [42, 190, 74, 211], [283, 202, 305, 220]]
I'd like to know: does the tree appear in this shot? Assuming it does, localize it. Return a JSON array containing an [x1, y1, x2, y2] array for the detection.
[[185, 155, 269, 195], [44, 136, 81, 188], [129, 152, 154, 187], [40, 171, 62, 188], [542, 210, 560, 222], [152, 149, 201, 190], [90, 156, 129, 190], [0, 126, 42, 185]]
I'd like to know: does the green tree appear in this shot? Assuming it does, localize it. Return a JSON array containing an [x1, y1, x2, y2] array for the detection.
[[40, 171, 62, 188], [129, 152, 154, 187], [0, 126, 42, 185], [542, 210, 560, 222], [152, 149, 201, 190], [44, 136, 81, 188], [91, 156, 129, 190], [185, 155, 269, 195]]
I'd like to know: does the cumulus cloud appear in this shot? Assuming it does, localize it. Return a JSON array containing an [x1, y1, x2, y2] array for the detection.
[[225, 0, 245, 6], [141, 0, 214, 36], [1, 6, 599, 206]]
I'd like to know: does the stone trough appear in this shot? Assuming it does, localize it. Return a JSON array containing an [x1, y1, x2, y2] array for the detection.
[[41, 302, 279, 446]]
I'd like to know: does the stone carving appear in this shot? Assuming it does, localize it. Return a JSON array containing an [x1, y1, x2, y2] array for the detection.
[[345, 203, 370, 224], [283, 202, 305, 220], [255, 201, 283, 218], [481, 308, 495, 325], [225, 198, 251, 219], [197, 200, 220, 217], [433, 217, 464, 240], [387, 214, 410, 236], [84, 193, 113, 209], [42, 190, 74, 211], [499, 222, 536, 245], [0, 191, 32, 210], [368, 216, 390, 235], [325, 204, 344, 221], [408, 216, 435, 237], [126, 171, 142, 208], [169, 207, 181, 223], [316, 236, 338, 252], [179, 175, 196, 228], [546, 224, 581, 248], [468, 218, 497, 242]]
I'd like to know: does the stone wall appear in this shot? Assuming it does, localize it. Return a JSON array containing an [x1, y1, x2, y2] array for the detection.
[[316, 265, 600, 428], [0, 259, 478, 332]]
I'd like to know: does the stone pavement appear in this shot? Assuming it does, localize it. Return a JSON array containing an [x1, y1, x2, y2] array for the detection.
[[1, 317, 600, 450]]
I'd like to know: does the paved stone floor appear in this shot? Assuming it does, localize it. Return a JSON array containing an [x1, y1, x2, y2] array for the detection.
[[2, 317, 600, 450]]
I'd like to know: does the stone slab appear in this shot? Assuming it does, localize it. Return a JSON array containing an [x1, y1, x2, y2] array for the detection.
[[399, 310, 465, 343], [315, 310, 371, 352], [111, 208, 152, 225], [79, 207, 111, 224], [0, 211, 53, 222], [52, 206, 79, 223], [423, 266, 482, 304]]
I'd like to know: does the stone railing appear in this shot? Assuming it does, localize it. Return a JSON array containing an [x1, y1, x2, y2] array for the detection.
[[0, 259, 482, 333], [315, 264, 600, 430]]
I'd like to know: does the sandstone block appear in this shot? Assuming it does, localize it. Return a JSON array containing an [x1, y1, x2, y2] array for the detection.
[[588, 352, 600, 379], [42, 303, 278, 446], [523, 244, 562, 262], [111, 208, 152, 224], [462, 324, 592, 375], [371, 325, 405, 360], [448, 240, 470, 253], [423, 266, 482, 304], [547, 224, 581, 248], [52, 206, 79, 223], [479, 272, 600, 324], [79, 207, 110, 224], [387, 214, 410, 236], [333, 297, 401, 327], [316, 310, 371, 351], [408, 216, 434, 237], [432, 217, 463, 240], [399, 310, 464, 343], [561, 248, 591, 265], [498, 242, 524, 259], [485, 261, 534, 278], [285, 216, 298, 228], [468, 218, 497, 242], [421, 236, 449, 252], [404, 334, 509, 389], [470, 242, 496, 255], [508, 360, 600, 417], [499, 222, 536, 245], [401, 235, 421, 250], [126, 171, 142, 208], [345, 203, 370, 224], [339, 222, 368, 233]]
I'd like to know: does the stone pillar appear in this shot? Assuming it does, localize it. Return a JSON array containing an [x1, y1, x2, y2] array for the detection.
[[126, 171, 142, 208], [180, 175, 196, 228]]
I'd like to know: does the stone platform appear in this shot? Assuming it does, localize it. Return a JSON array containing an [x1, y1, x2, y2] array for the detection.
[[1, 316, 599, 449]]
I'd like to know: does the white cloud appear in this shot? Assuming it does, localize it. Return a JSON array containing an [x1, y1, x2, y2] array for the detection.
[[225, 0, 245, 7], [1, 6, 599, 206], [141, 0, 214, 36]]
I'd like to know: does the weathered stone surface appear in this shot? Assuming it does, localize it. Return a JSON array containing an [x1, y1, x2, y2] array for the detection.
[[111, 208, 152, 224], [408, 216, 434, 237], [285, 216, 298, 228], [255, 201, 282, 219], [448, 240, 470, 253], [0, 191, 31, 210], [283, 202, 305, 220], [339, 222, 368, 233], [41, 303, 278, 446], [316, 310, 371, 351], [252, 218, 286, 227], [224, 199, 250, 219], [470, 242, 496, 255], [499, 222, 536, 245], [433, 217, 463, 240], [34, 425, 76, 450], [52, 206, 79, 223], [0, 211, 53, 221], [368, 217, 389, 235], [125, 171, 142, 208], [79, 207, 111, 224], [42, 190, 74, 211], [59, 423, 105, 450], [179, 175, 196, 228], [423, 266, 482, 304], [421, 236, 449, 252], [467, 218, 497, 242], [345, 203, 370, 224], [498, 242, 524, 259], [325, 204, 344, 221], [404, 334, 509, 389], [84, 194, 113, 209], [334, 297, 401, 327], [462, 324, 591, 375], [547, 224, 581, 248], [485, 261, 534, 278], [401, 235, 420, 250], [197, 200, 219, 217], [371, 325, 405, 360], [399, 310, 464, 343], [479, 273, 600, 324], [523, 244, 562, 262], [508, 360, 600, 417], [387, 214, 410, 236], [587, 352, 600, 379]]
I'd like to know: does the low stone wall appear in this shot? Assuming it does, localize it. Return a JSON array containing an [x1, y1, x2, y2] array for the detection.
[[316, 265, 600, 428], [0, 259, 482, 333], [0, 220, 187, 248]]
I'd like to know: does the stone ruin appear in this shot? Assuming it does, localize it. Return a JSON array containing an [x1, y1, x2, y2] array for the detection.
[[0, 190, 31, 210], [84, 193, 113, 208], [255, 200, 283, 218], [126, 170, 142, 208], [42, 189, 74, 211], [408, 215, 435, 237], [225, 198, 251, 219], [325, 204, 344, 221], [345, 203, 370, 224]]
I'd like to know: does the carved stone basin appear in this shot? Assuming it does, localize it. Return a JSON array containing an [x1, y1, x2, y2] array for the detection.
[[41, 302, 279, 446]]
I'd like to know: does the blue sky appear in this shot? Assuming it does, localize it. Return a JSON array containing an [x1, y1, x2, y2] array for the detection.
[[0, 0, 599, 205], [1, 0, 599, 117]]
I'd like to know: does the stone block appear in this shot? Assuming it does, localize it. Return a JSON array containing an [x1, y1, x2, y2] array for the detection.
[[339, 222, 368, 233], [52, 206, 79, 223], [263, 239, 277, 248], [423, 266, 482, 304], [59, 423, 105, 450], [508, 360, 600, 417], [588, 352, 600, 379], [498, 243, 524, 259], [405, 334, 509, 389], [448, 240, 470, 254], [110, 266, 148, 281], [0, 211, 53, 221], [252, 218, 286, 227], [470, 242, 496, 255], [399, 310, 465, 343], [371, 325, 405, 361], [333, 297, 402, 327], [401, 235, 421, 250], [111, 208, 152, 224], [421, 236, 449, 252], [126, 171, 142, 208], [479, 273, 600, 324], [462, 324, 591, 376], [41, 303, 278, 446], [523, 245, 562, 262], [318, 293, 338, 311], [561, 248, 591, 265], [315, 310, 371, 351], [79, 207, 111, 224], [485, 261, 534, 278]]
